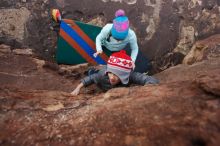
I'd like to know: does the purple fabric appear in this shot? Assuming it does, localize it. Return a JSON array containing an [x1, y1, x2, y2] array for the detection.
[[115, 9, 125, 17], [113, 19, 129, 32], [111, 16, 129, 40]]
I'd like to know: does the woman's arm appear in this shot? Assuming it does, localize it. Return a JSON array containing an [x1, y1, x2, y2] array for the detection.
[[129, 30, 139, 63], [95, 24, 112, 55]]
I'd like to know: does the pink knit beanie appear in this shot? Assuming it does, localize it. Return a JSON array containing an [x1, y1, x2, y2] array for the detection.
[[111, 9, 129, 40]]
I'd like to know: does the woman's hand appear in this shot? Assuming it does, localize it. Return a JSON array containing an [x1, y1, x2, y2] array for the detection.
[[93, 50, 103, 58], [132, 61, 136, 70]]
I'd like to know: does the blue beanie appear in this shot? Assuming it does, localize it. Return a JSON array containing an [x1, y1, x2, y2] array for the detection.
[[111, 16, 129, 40]]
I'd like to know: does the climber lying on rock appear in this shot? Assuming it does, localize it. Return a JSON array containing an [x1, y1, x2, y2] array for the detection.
[[71, 50, 159, 96]]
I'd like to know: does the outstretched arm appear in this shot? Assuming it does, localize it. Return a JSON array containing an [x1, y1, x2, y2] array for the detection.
[[70, 70, 103, 96], [71, 82, 84, 96], [129, 72, 159, 85]]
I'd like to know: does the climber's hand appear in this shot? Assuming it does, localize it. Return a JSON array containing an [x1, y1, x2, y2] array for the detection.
[[93, 50, 103, 58], [70, 83, 83, 96]]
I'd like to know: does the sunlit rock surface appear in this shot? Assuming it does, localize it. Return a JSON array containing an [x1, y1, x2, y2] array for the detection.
[[183, 34, 220, 65], [0, 44, 219, 146]]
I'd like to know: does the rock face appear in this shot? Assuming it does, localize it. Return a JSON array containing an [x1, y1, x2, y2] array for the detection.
[[0, 0, 220, 69], [0, 44, 86, 92], [1, 1, 220, 145], [0, 7, 30, 43], [183, 34, 220, 65], [0, 44, 220, 146]]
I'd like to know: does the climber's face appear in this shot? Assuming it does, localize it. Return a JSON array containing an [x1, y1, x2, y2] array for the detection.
[[108, 72, 120, 85]]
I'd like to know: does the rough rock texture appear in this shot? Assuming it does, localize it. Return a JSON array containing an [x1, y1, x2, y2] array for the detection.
[[0, 44, 88, 92], [0, 44, 220, 146], [0, 0, 55, 59], [156, 59, 220, 97], [183, 34, 220, 65], [0, 0, 220, 70], [0, 7, 30, 43]]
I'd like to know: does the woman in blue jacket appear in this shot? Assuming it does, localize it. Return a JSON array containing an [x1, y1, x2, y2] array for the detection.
[[94, 9, 139, 69]]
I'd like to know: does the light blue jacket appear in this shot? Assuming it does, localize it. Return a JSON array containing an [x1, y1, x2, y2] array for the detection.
[[96, 24, 139, 62]]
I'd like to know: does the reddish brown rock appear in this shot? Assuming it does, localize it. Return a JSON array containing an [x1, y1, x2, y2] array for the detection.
[[0, 45, 220, 146], [0, 46, 81, 92], [196, 69, 220, 96], [155, 58, 220, 83], [183, 34, 220, 65]]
